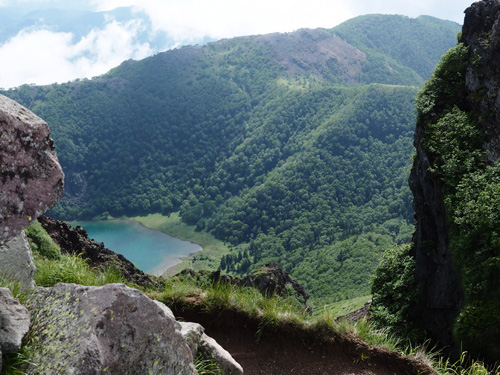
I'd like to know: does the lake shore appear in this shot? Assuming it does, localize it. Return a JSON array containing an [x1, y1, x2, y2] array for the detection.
[[71, 218, 203, 276], [131, 213, 246, 274]]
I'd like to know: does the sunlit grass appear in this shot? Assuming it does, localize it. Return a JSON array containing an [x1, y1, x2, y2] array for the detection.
[[34, 252, 123, 287]]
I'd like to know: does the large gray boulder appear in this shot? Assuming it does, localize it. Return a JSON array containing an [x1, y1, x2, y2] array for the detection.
[[26, 283, 197, 375], [0, 288, 30, 370], [0, 94, 64, 243], [0, 231, 36, 290]]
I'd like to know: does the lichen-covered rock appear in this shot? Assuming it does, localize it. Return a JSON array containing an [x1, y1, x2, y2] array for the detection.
[[0, 94, 64, 242], [0, 288, 30, 368], [0, 231, 36, 290], [179, 322, 205, 355], [26, 283, 197, 375]]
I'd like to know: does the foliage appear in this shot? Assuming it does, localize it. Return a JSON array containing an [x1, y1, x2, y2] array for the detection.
[[332, 15, 461, 81], [416, 43, 469, 117], [315, 295, 371, 318], [25, 220, 61, 260], [370, 243, 422, 341], [193, 352, 223, 375], [447, 163, 500, 360], [434, 350, 500, 375], [34, 253, 123, 287], [160, 272, 307, 322]]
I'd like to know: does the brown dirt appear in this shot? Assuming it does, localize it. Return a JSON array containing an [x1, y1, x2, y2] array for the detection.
[[171, 306, 437, 375]]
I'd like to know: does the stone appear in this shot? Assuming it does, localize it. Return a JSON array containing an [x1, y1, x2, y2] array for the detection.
[[0, 231, 36, 290], [179, 322, 205, 355], [26, 283, 197, 375], [241, 263, 309, 303], [153, 299, 181, 330], [199, 333, 244, 375], [208, 262, 309, 305], [0, 287, 30, 363], [0, 94, 64, 242]]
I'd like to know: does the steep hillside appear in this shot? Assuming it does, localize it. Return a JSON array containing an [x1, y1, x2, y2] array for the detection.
[[372, 0, 500, 363], [2, 14, 460, 303]]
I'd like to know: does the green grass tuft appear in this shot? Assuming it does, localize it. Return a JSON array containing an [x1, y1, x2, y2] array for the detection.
[[25, 220, 61, 260]]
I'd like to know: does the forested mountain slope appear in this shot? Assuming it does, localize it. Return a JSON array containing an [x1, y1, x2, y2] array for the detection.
[[2, 14, 460, 303]]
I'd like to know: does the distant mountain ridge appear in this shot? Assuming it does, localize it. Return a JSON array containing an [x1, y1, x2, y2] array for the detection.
[[2, 14, 461, 303]]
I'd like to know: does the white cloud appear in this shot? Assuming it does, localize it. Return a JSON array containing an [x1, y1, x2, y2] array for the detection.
[[0, 20, 152, 88], [93, 0, 354, 40], [92, 0, 474, 43]]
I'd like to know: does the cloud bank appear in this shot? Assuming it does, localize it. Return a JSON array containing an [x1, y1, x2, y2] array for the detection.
[[0, 18, 152, 88]]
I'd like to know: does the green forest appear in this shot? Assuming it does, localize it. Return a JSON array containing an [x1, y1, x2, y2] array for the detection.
[[2, 15, 460, 304]]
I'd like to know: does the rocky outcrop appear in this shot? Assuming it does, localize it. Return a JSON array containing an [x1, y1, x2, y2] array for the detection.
[[409, 0, 500, 357], [0, 288, 30, 370], [38, 216, 160, 288], [26, 283, 197, 375], [463, 0, 500, 163], [209, 263, 309, 304], [0, 94, 64, 242], [241, 263, 309, 303], [0, 232, 36, 290]]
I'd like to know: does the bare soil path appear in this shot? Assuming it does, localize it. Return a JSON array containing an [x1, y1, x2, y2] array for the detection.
[[172, 307, 436, 375]]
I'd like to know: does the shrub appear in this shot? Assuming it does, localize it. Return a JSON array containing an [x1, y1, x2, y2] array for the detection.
[[370, 243, 422, 341], [25, 220, 61, 260]]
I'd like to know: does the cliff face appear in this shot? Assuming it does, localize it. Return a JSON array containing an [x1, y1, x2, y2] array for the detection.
[[410, 0, 500, 359], [462, 0, 500, 163]]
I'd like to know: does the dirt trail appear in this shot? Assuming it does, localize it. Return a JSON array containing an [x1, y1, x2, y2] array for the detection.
[[173, 307, 436, 375]]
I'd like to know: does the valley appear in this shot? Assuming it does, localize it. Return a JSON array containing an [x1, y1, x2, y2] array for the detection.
[[1, 14, 461, 305]]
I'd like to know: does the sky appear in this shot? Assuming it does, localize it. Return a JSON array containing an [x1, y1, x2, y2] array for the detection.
[[0, 0, 475, 88]]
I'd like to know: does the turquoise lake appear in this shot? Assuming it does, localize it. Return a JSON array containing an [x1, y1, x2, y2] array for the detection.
[[71, 220, 201, 276]]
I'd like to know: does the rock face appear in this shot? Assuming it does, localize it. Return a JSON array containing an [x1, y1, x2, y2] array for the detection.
[[38, 216, 160, 288], [241, 263, 309, 303], [26, 283, 197, 375], [409, 127, 464, 349], [0, 94, 64, 242], [409, 0, 500, 355], [0, 288, 30, 369], [462, 0, 500, 163], [0, 231, 36, 290]]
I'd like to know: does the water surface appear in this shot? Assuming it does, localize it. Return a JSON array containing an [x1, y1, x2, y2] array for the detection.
[[71, 219, 201, 276]]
